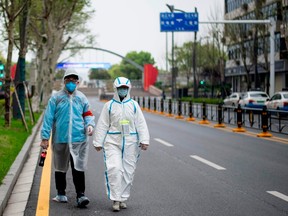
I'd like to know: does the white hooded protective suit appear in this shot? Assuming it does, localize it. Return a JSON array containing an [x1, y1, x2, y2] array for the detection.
[[93, 77, 150, 202]]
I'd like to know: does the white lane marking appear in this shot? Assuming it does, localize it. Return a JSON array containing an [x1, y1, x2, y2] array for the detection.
[[267, 191, 288, 202], [190, 155, 226, 170], [154, 138, 174, 147]]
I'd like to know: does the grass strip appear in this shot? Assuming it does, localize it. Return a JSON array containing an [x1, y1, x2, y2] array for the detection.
[[0, 101, 41, 184]]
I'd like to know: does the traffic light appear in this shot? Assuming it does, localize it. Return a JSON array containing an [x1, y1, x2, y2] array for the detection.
[[199, 80, 205, 86], [0, 61, 4, 87]]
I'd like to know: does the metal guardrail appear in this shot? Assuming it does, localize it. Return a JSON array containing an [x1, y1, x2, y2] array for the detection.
[[133, 96, 288, 135]]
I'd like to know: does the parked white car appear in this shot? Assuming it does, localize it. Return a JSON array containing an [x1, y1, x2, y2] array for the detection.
[[238, 91, 269, 108], [223, 92, 244, 107], [265, 91, 288, 111]]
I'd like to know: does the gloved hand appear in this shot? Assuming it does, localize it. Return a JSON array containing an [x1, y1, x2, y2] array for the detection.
[[87, 125, 94, 136], [95, 146, 102, 152], [40, 140, 49, 149], [140, 143, 149, 150]]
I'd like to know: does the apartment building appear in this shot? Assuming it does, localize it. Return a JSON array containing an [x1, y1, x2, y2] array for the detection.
[[224, 0, 288, 94]]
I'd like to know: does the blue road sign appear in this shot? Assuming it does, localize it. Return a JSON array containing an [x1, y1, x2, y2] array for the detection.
[[56, 62, 111, 69], [160, 12, 199, 32]]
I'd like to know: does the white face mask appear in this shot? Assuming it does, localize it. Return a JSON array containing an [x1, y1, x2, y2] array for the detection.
[[117, 88, 128, 98]]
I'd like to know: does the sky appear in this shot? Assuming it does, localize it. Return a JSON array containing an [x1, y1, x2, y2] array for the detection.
[[70, 0, 225, 72]]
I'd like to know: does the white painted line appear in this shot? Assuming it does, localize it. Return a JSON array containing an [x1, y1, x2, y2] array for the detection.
[[154, 138, 174, 147], [190, 155, 226, 170], [267, 191, 288, 202]]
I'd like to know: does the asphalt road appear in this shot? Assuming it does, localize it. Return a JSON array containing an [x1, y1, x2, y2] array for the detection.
[[25, 95, 288, 216]]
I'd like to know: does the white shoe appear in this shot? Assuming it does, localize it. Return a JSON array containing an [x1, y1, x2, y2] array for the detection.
[[120, 202, 127, 209], [113, 201, 120, 211], [52, 195, 68, 203]]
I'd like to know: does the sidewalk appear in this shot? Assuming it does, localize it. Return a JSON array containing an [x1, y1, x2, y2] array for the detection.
[[0, 114, 43, 216]]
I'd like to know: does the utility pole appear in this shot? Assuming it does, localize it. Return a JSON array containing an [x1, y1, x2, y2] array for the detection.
[[193, 7, 198, 98], [171, 30, 176, 98], [166, 32, 168, 74], [166, 4, 186, 99]]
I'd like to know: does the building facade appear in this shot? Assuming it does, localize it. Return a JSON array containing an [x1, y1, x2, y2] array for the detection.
[[224, 0, 288, 94]]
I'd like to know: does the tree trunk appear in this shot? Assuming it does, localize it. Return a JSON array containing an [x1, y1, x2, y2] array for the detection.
[[12, 58, 26, 119], [12, 0, 30, 119], [4, 21, 14, 127]]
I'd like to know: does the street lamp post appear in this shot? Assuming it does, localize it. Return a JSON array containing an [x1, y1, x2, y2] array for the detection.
[[166, 32, 168, 74], [171, 31, 176, 98], [166, 4, 185, 99]]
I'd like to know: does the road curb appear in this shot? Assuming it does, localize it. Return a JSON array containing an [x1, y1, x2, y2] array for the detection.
[[0, 113, 43, 216]]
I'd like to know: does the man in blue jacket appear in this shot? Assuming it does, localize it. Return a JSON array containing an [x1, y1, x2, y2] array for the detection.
[[40, 69, 95, 208]]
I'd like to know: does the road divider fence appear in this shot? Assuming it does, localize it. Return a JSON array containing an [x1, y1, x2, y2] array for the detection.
[[132, 96, 288, 135]]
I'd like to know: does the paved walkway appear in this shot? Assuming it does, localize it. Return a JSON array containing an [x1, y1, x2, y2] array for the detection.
[[2, 132, 41, 216]]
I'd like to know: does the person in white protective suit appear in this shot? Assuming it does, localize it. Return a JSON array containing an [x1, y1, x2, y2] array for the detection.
[[93, 77, 150, 212], [40, 69, 95, 208]]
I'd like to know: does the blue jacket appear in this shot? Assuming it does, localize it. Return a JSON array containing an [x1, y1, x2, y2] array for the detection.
[[41, 89, 95, 143]]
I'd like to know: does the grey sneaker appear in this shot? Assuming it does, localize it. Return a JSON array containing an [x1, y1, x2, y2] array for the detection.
[[77, 196, 90, 208], [112, 201, 120, 211], [120, 202, 127, 209], [52, 195, 68, 203]]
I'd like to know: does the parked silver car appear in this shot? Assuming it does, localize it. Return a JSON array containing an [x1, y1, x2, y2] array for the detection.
[[265, 91, 288, 111], [223, 92, 244, 107], [238, 91, 269, 108]]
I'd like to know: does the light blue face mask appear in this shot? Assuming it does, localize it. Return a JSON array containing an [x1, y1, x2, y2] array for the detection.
[[117, 88, 128, 98], [65, 82, 77, 93]]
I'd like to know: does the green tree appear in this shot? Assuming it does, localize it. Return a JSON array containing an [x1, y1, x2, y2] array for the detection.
[[119, 51, 155, 79], [28, 0, 94, 107], [201, 36, 225, 97], [0, 0, 95, 125], [0, 0, 31, 126], [55, 69, 65, 80], [174, 40, 225, 91], [108, 64, 125, 79], [12, 0, 31, 120], [174, 42, 193, 86], [88, 68, 111, 80], [224, 0, 269, 92]]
